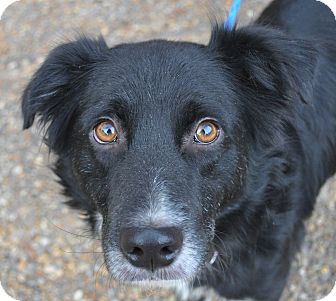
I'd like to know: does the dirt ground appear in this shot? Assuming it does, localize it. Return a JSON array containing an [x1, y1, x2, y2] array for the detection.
[[0, 1, 335, 301]]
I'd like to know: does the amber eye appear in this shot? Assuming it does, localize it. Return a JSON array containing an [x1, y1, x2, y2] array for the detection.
[[194, 120, 219, 144], [94, 120, 118, 144]]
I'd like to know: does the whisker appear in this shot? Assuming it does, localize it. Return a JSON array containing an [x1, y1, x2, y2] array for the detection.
[[46, 217, 100, 240], [62, 250, 104, 254]]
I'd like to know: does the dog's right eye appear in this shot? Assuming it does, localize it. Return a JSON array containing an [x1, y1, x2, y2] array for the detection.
[[93, 119, 118, 144], [194, 120, 220, 144]]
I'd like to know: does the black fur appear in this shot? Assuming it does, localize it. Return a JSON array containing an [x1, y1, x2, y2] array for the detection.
[[22, 0, 336, 300]]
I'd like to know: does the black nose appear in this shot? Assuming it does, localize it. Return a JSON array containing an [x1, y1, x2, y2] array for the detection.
[[120, 227, 183, 271]]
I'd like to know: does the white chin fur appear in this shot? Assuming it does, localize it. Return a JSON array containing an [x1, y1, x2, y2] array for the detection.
[[126, 279, 191, 289]]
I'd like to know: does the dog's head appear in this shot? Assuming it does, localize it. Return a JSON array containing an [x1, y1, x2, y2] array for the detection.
[[22, 25, 316, 284]]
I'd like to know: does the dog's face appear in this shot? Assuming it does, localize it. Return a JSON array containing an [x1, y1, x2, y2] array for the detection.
[[59, 40, 247, 283], [75, 41, 249, 283], [22, 26, 315, 285]]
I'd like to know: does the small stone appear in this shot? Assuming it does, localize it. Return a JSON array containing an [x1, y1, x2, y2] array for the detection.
[[17, 274, 26, 282], [33, 180, 43, 189], [321, 266, 329, 274], [44, 264, 63, 279], [0, 197, 8, 206], [36, 56, 45, 64], [39, 237, 50, 247], [73, 290, 84, 300], [7, 61, 18, 70], [12, 165, 23, 175], [34, 155, 44, 165]]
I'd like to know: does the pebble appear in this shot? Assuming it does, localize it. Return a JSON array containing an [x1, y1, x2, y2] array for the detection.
[[12, 165, 23, 175], [73, 289, 84, 300], [7, 61, 18, 70], [39, 237, 50, 247], [0, 197, 8, 206], [44, 265, 63, 279]]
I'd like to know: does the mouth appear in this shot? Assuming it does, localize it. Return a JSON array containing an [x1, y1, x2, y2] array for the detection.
[[123, 278, 192, 289], [104, 250, 199, 283]]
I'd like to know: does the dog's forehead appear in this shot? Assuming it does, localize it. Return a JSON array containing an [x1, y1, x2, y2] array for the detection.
[[85, 40, 230, 107], [79, 40, 238, 133], [107, 40, 213, 77]]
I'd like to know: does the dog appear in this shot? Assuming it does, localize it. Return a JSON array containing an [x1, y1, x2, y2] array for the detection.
[[21, 0, 336, 300]]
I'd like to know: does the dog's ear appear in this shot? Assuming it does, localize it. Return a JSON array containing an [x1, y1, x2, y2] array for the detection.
[[208, 25, 318, 143], [22, 36, 108, 152], [208, 25, 317, 103]]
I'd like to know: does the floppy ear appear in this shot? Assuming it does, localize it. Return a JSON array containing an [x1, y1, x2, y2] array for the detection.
[[22, 36, 108, 153], [208, 25, 318, 143]]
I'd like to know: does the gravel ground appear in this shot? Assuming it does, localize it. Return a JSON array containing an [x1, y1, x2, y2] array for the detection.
[[0, 1, 335, 301]]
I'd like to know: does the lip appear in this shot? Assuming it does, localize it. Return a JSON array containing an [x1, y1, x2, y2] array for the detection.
[[113, 267, 196, 284], [105, 252, 202, 284], [124, 278, 192, 289]]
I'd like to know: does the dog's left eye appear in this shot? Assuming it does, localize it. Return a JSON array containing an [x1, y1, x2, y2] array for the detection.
[[194, 120, 220, 144], [93, 119, 118, 144]]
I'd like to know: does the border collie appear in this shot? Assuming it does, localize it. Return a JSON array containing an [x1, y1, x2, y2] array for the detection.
[[21, 0, 336, 300]]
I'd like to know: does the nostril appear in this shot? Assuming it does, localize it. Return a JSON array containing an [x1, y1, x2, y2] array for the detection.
[[160, 246, 173, 256], [160, 245, 176, 256], [160, 245, 179, 263], [129, 246, 143, 257]]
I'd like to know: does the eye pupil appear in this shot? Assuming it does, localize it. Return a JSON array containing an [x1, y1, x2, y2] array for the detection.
[[101, 124, 114, 136], [200, 125, 213, 136]]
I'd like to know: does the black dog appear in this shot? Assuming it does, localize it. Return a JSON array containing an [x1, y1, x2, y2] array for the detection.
[[21, 0, 336, 300]]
